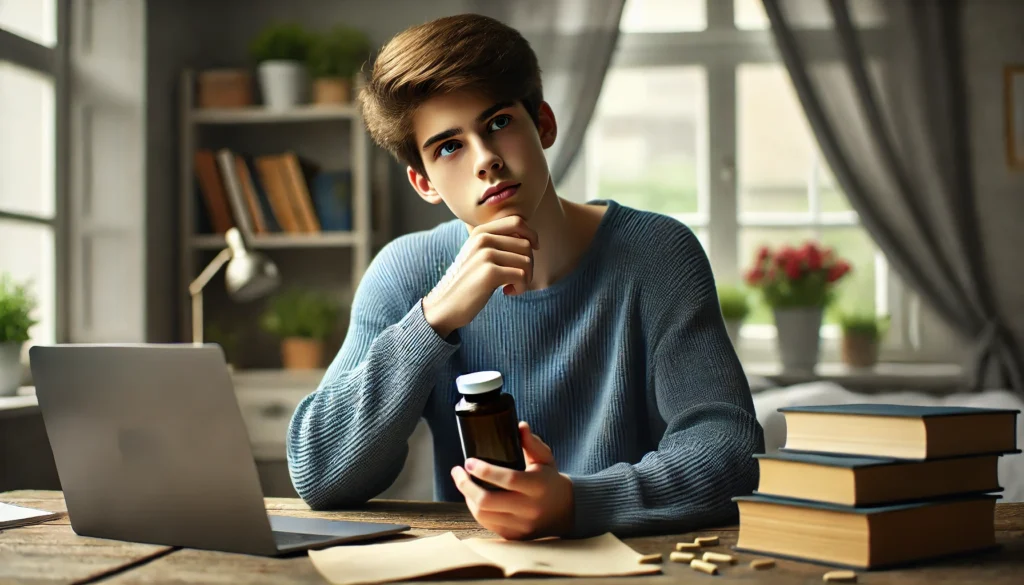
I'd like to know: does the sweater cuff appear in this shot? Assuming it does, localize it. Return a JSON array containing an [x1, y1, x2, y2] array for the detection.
[[567, 470, 629, 538], [395, 299, 460, 366]]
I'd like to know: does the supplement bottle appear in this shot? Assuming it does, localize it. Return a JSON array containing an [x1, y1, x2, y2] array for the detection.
[[454, 371, 526, 490]]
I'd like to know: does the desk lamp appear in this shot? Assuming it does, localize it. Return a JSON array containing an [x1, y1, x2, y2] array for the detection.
[[188, 228, 279, 344]]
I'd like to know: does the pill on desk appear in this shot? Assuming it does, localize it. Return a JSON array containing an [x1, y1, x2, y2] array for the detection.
[[638, 553, 662, 564], [695, 536, 720, 546], [675, 541, 701, 551], [823, 570, 858, 582], [702, 551, 735, 565], [670, 552, 695, 563], [690, 559, 718, 575], [750, 559, 776, 570]]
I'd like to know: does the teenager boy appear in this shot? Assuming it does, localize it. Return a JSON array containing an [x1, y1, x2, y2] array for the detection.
[[287, 13, 763, 540]]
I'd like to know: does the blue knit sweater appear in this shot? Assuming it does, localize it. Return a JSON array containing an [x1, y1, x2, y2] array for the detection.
[[287, 200, 764, 537]]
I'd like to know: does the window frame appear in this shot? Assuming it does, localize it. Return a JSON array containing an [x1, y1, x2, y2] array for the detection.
[[583, 0, 954, 364], [0, 0, 69, 344]]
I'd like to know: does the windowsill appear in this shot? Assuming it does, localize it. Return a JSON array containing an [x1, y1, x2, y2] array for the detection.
[[744, 361, 966, 394]]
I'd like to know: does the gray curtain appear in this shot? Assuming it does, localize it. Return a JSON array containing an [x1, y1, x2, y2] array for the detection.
[[763, 0, 1023, 391], [471, 0, 625, 184]]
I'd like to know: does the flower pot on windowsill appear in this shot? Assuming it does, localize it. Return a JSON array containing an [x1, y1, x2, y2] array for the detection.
[[773, 306, 823, 374], [281, 337, 324, 370], [312, 77, 353, 105], [0, 341, 23, 397], [842, 332, 880, 369]]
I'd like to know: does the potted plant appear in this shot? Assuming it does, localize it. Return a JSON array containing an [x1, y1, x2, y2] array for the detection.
[[839, 311, 889, 369], [745, 241, 851, 373], [260, 288, 341, 370], [249, 22, 314, 109], [717, 285, 750, 347], [0, 274, 37, 396], [308, 25, 371, 105]]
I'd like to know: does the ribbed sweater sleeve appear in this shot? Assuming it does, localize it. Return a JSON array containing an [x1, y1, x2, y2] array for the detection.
[[286, 238, 458, 509], [568, 220, 764, 537]]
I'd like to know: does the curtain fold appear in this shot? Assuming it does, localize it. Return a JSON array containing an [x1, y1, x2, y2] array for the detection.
[[471, 0, 625, 184], [763, 0, 1023, 391]]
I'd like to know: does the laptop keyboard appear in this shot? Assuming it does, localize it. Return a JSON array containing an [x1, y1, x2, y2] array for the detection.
[[272, 530, 334, 549]]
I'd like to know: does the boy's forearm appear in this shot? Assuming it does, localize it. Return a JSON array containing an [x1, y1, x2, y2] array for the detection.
[[567, 404, 763, 538], [287, 302, 458, 509]]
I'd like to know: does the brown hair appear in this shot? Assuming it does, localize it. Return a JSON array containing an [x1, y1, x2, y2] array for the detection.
[[358, 14, 544, 176]]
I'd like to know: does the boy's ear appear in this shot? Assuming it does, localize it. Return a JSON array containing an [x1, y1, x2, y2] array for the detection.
[[538, 101, 557, 149], [407, 166, 443, 205]]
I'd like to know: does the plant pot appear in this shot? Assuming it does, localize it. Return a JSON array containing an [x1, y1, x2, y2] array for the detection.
[[773, 307, 822, 373], [724, 319, 743, 348], [281, 337, 323, 370], [257, 60, 308, 109], [312, 77, 352, 105], [0, 341, 23, 397], [842, 332, 879, 369], [197, 68, 253, 109]]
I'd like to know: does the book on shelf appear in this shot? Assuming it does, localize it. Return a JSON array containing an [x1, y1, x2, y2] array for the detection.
[[279, 151, 322, 233], [193, 150, 235, 234], [733, 493, 998, 570], [215, 149, 257, 237], [779, 404, 1020, 459], [753, 451, 1002, 507]]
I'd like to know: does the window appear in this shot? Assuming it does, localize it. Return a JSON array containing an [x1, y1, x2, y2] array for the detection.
[[0, 0, 63, 347], [584, 0, 919, 362]]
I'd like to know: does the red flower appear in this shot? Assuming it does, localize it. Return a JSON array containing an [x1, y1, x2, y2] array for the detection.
[[745, 268, 764, 286], [826, 261, 851, 283], [785, 259, 802, 280], [756, 245, 770, 263], [805, 243, 823, 271]]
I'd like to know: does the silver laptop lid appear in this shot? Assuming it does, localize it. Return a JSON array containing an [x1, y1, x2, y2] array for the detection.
[[30, 344, 279, 555]]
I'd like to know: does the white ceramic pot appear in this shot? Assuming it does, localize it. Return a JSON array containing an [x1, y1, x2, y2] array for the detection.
[[0, 341, 23, 397], [257, 60, 308, 109], [724, 319, 743, 348], [773, 307, 823, 373]]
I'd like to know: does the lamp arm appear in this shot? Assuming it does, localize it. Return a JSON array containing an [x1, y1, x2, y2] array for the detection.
[[188, 248, 233, 296]]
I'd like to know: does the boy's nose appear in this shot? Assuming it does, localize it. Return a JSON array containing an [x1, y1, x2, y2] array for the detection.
[[475, 146, 504, 177]]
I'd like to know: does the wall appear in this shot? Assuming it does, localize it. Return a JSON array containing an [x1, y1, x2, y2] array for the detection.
[[963, 0, 1024, 377]]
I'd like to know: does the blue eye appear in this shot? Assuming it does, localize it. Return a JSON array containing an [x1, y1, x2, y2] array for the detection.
[[438, 141, 462, 158], [489, 115, 511, 132]]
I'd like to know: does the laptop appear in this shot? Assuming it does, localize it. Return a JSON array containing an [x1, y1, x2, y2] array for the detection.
[[29, 343, 410, 556]]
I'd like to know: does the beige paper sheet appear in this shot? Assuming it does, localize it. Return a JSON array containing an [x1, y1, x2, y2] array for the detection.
[[464, 532, 661, 578], [308, 531, 660, 585]]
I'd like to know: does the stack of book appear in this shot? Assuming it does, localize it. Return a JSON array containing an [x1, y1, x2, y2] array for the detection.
[[734, 404, 1020, 569], [194, 148, 353, 236]]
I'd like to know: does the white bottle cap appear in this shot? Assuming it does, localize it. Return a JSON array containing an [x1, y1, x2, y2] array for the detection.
[[456, 371, 503, 395]]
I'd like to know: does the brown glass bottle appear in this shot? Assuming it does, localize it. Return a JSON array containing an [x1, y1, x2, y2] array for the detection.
[[455, 371, 526, 491]]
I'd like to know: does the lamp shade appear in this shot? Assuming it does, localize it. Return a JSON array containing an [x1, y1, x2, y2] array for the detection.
[[223, 228, 280, 301]]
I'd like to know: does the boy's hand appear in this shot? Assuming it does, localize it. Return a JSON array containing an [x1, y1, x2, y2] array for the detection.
[[422, 215, 539, 338], [451, 422, 574, 540]]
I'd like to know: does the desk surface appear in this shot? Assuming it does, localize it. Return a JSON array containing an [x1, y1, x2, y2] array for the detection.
[[1, 491, 1021, 584]]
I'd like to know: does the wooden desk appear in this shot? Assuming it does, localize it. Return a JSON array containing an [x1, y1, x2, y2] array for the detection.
[[1, 491, 1021, 584]]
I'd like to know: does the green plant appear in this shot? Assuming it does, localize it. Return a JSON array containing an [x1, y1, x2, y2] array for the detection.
[[839, 311, 890, 341], [718, 285, 751, 321], [308, 25, 371, 79], [249, 22, 314, 64], [744, 241, 852, 308], [0, 274, 37, 343], [260, 288, 341, 341]]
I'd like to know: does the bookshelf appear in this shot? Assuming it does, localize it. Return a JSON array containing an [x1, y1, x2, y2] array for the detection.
[[178, 69, 390, 358]]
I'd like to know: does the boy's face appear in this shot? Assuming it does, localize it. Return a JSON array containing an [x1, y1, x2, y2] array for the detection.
[[407, 90, 557, 227]]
